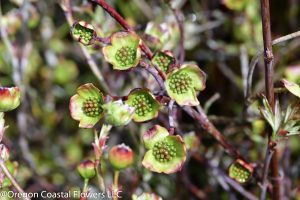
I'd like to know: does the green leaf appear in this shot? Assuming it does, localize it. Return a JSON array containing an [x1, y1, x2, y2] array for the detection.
[[282, 79, 300, 98], [274, 100, 282, 136]]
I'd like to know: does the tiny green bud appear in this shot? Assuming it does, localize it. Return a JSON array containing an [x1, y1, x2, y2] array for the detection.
[[108, 144, 134, 170], [0, 87, 21, 112], [102, 100, 135, 126], [71, 21, 96, 46], [77, 160, 96, 180]]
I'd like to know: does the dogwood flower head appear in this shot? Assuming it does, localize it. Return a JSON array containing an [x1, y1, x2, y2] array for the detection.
[[103, 31, 141, 70], [142, 125, 186, 174], [126, 89, 161, 122], [229, 159, 253, 183], [102, 100, 135, 126], [151, 51, 175, 74], [165, 64, 206, 106], [69, 83, 104, 128], [0, 86, 20, 112], [77, 160, 96, 180], [71, 21, 96, 45], [108, 144, 134, 170]]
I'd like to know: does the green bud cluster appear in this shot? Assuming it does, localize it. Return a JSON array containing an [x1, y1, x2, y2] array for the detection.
[[169, 72, 192, 94], [73, 24, 94, 44], [132, 94, 153, 117], [152, 141, 176, 163], [230, 162, 251, 182], [115, 46, 136, 67], [82, 97, 102, 117], [153, 54, 172, 73]]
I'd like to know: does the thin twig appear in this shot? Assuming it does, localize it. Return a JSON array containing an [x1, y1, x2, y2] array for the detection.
[[0, 160, 30, 200], [224, 175, 258, 200], [183, 106, 245, 161], [240, 45, 249, 97], [260, 148, 275, 200], [140, 61, 165, 91], [203, 93, 220, 113], [60, 0, 110, 94], [245, 30, 300, 104], [91, 0, 153, 59], [168, 100, 175, 134], [193, 153, 257, 200], [260, 0, 280, 199], [172, 8, 185, 64]]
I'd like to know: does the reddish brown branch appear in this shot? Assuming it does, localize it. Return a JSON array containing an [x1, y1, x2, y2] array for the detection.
[[183, 106, 245, 161], [91, 0, 153, 59], [260, 0, 281, 199]]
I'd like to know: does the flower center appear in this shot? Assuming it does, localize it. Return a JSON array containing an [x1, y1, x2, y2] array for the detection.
[[82, 97, 103, 117], [152, 141, 176, 163], [169, 72, 192, 94], [153, 54, 172, 73], [115, 46, 136, 67], [231, 163, 251, 182], [132, 94, 153, 117], [73, 24, 94, 43]]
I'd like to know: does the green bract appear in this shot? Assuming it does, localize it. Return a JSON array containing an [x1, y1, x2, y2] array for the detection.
[[142, 125, 186, 174], [102, 100, 135, 126], [165, 64, 206, 106], [151, 51, 175, 74], [77, 160, 96, 180], [126, 89, 161, 122], [69, 83, 104, 128], [108, 144, 134, 170], [71, 21, 96, 46], [0, 87, 21, 112], [102, 31, 141, 70], [228, 159, 253, 183]]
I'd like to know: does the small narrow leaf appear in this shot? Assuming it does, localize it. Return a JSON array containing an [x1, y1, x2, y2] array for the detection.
[[259, 108, 275, 130], [274, 100, 282, 135], [282, 79, 300, 98], [283, 104, 293, 124]]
